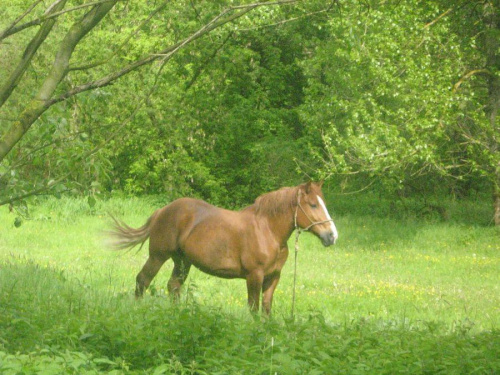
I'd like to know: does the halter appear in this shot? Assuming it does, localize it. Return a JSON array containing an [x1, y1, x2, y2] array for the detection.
[[291, 188, 334, 319], [293, 189, 334, 233]]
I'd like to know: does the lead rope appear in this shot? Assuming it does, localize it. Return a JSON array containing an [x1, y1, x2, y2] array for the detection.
[[291, 189, 334, 320], [291, 191, 301, 320]]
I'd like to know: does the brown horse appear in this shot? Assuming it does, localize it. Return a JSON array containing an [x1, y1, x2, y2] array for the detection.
[[109, 181, 338, 314]]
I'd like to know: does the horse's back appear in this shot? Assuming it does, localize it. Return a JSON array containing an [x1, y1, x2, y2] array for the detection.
[[174, 198, 250, 243], [148, 197, 248, 250]]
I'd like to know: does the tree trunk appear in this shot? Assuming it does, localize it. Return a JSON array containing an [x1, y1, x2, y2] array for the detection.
[[484, 1, 500, 225]]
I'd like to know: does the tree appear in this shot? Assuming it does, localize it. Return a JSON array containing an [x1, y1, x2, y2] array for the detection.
[[102, 10, 322, 205], [446, 0, 500, 225], [484, 1, 500, 226], [0, 0, 329, 206], [300, 0, 499, 224], [0, 0, 118, 161]]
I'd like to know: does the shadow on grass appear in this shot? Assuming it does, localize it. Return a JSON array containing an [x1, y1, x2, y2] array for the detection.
[[329, 192, 494, 227]]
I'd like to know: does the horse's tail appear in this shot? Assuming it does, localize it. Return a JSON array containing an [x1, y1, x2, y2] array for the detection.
[[106, 212, 156, 252]]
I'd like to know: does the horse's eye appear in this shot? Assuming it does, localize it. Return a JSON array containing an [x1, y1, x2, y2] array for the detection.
[[310, 204, 317, 209]]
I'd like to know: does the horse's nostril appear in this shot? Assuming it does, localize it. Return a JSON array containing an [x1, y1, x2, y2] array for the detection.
[[319, 232, 335, 247], [326, 232, 337, 245]]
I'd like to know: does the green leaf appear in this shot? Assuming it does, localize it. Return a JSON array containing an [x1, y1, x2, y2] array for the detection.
[[14, 217, 22, 228]]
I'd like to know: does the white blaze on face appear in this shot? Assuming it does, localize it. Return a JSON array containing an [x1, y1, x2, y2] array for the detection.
[[317, 195, 338, 243]]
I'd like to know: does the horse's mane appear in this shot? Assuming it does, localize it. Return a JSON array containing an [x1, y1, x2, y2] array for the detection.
[[253, 186, 299, 217]]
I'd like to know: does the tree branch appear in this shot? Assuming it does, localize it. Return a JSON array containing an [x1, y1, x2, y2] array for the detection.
[[49, 0, 298, 105], [0, 0, 119, 162], [0, 0, 299, 165], [185, 32, 233, 91], [0, 0, 44, 40], [237, 1, 337, 32], [0, 52, 171, 207], [0, 179, 63, 207], [453, 68, 491, 92], [0, 0, 120, 41], [423, 8, 453, 29], [0, 0, 68, 108], [69, 0, 169, 72]]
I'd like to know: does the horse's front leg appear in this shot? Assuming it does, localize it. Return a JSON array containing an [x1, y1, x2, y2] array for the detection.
[[246, 270, 264, 313], [262, 272, 281, 315]]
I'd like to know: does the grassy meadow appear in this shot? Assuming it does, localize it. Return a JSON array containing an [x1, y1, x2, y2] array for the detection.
[[0, 195, 499, 374]]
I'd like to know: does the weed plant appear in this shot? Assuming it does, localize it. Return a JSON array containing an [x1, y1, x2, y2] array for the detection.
[[1, 196, 499, 374]]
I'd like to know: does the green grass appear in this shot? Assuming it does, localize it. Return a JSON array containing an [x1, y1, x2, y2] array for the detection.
[[1, 196, 499, 374]]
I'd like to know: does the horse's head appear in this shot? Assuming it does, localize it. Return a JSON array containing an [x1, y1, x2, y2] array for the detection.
[[295, 181, 338, 247]]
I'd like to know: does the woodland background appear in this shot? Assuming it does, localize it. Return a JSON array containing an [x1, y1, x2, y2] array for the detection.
[[1, 2, 500, 373], [0, 0, 499, 223]]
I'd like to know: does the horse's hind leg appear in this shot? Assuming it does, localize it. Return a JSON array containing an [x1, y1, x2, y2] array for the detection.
[[135, 253, 169, 298], [167, 255, 192, 301]]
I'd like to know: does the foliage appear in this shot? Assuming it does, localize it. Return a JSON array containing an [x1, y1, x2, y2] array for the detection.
[[0, 0, 326, 206], [299, 1, 496, 196], [1, 196, 499, 373], [1, 1, 499, 222]]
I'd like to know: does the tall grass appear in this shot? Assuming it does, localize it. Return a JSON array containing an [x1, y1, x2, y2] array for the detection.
[[1, 196, 499, 374]]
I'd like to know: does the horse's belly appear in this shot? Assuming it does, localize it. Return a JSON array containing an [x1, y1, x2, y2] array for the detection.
[[193, 263, 243, 279], [181, 218, 246, 278], [182, 241, 244, 278]]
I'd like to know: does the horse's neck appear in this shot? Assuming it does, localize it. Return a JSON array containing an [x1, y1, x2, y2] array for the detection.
[[263, 209, 295, 247]]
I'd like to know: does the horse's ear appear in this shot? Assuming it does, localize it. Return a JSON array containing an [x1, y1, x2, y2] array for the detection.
[[304, 181, 313, 193], [318, 180, 324, 188]]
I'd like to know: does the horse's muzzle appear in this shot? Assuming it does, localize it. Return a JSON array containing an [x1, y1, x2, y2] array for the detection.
[[320, 231, 336, 247]]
